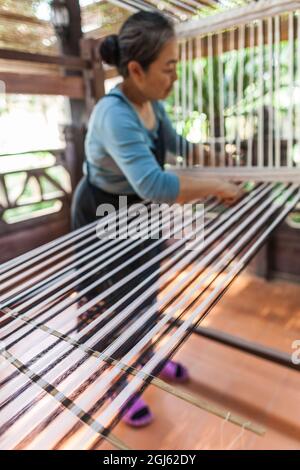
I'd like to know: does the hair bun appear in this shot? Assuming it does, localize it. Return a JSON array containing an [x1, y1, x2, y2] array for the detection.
[[99, 34, 120, 66]]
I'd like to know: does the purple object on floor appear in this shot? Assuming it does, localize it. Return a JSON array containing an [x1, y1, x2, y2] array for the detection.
[[122, 396, 153, 427], [159, 360, 190, 383], [119, 360, 189, 427]]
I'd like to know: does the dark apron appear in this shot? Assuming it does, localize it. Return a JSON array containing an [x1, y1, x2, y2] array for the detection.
[[71, 94, 166, 355]]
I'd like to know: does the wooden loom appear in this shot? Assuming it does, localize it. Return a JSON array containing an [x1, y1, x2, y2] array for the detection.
[[0, 0, 299, 450]]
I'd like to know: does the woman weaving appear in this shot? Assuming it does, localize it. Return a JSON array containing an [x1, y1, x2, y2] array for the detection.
[[72, 11, 242, 428]]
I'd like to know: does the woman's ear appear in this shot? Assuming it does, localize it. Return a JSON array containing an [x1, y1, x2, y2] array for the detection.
[[127, 60, 145, 81]]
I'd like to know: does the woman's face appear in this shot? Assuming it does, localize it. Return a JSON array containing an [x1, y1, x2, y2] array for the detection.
[[128, 38, 179, 101]]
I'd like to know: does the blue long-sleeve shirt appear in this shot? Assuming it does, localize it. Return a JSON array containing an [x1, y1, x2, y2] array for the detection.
[[84, 85, 181, 204]]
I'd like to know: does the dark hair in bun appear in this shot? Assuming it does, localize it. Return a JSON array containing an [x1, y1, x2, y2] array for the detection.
[[99, 34, 120, 67], [99, 11, 175, 77]]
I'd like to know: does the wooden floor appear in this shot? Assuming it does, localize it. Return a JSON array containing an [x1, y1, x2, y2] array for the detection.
[[100, 273, 300, 450]]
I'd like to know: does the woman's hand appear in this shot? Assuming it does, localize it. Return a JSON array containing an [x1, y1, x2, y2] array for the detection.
[[215, 181, 245, 205], [172, 169, 246, 205]]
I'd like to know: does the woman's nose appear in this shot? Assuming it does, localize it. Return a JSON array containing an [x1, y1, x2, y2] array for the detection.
[[172, 70, 178, 83]]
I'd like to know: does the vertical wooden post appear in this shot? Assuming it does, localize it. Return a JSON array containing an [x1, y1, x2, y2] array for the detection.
[[63, 125, 86, 192], [56, 0, 85, 127], [51, 0, 87, 191], [60, 0, 82, 57], [80, 37, 105, 119]]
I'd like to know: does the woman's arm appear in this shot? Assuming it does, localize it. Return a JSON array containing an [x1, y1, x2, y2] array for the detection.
[[101, 105, 180, 204], [96, 102, 243, 206], [169, 168, 244, 205]]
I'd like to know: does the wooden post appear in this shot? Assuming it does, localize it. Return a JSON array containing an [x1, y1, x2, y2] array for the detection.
[[80, 37, 105, 118], [51, 0, 86, 191], [63, 125, 86, 192]]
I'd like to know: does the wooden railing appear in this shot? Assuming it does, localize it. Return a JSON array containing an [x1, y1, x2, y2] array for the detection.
[[0, 149, 72, 262], [0, 148, 71, 228], [0, 46, 90, 261]]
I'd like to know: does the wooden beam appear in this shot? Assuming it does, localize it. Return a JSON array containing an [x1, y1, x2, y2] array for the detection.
[[0, 71, 85, 98], [0, 59, 61, 75], [176, 0, 300, 38], [180, 15, 293, 59], [0, 10, 48, 26], [84, 20, 124, 39], [0, 48, 87, 69]]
